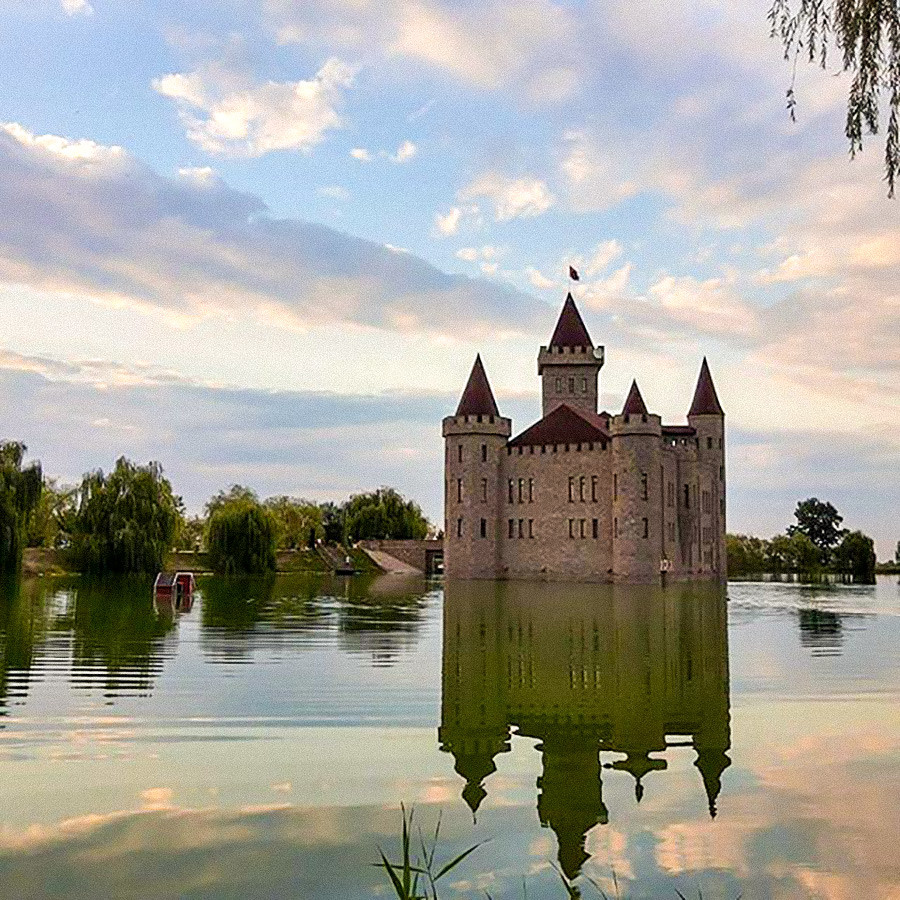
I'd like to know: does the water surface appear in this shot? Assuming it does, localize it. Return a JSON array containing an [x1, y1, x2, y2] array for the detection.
[[0, 574, 898, 898]]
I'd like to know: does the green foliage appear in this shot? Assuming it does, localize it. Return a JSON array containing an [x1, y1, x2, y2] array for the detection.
[[895, 540, 900, 565], [320, 501, 346, 545], [26, 477, 75, 549], [263, 496, 324, 549], [726, 534, 769, 575], [206, 490, 277, 575], [174, 514, 205, 552], [769, 0, 900, 195], [68, 458, 179, 575], [343, 487, 429, 543], [0, 442, 42, 573], [834, 530, 877, 583], [787, 498, 845, 563]]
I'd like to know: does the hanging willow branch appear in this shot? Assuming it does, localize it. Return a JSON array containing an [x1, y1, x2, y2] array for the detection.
[[769, 0, 900, 196]]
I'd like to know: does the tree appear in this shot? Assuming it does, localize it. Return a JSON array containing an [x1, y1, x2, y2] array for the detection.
[[342, 487, 429, 543], [0, 442, 42, 573], [26, 477, 75, 549], [726, 534, 770, 575], [68, 458, 179, 575], [263, 496, 324, 550], [174, 515, 205, 552], [788, 498, 845, 563], [895, 540, 900, 566], [320, 501, 346, 545], [834, 530, 877, 583], [206, 493, 277, 575], [770, 0, 900, 195], [205, 484, 259, 517]]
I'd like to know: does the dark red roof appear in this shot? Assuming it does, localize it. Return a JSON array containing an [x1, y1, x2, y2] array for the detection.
[[662, 425, 696, 436], [548, 294, 593, 348], [688, 358, 724, 416], [455, 354, 500, 417], [622, 380, 648, 416], [509, 403, 609, 447]]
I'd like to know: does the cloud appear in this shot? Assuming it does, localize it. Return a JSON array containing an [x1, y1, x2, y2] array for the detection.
[[460, 172, 554, 221], [389, 140, 417, 163], [61, 0, 92, 15], [349, 147, 371, 161], [318, 184, 350, 200], [525, 266, 556, 290], [152, 58, 354, 156], [433, 206, 462, 236], [0, 122, 545, 338]]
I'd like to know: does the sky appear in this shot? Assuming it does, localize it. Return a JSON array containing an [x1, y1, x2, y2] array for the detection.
[[0, 0, 896, 554]]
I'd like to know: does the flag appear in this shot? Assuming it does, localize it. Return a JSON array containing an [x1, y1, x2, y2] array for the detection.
[[569, 265, 580, 281]]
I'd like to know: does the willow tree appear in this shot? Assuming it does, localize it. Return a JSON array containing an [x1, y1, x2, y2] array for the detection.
[[342, 487, 429, 543], [770, 0, 900, 194], [68, 458, 180, 575], [0, 442, 42, 573], [206, 493, 277, 575]]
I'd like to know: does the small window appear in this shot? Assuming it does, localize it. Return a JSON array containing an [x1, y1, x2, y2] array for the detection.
[[458, 445, 463, 463], [518, 518, 524, 539], [579, 519, 586, 539], [707, 437, 713, 450], [641, 472, 648, 501], [579, 476, 586, 502], [613, 473, 618, 501], [528, 478, 535, 502], [684, 484, 690, 509], [508, 479, 514, 503], [614, 517, 619, 538], [481, 443, 488, 461], [643, 518, 649, 539], [508, 519, 515, 538], [581, 377, 588, 393], [518, 478, 525, 503], [456, 518, 463, 537], [481, 478, 488, 502], [480, 518, 487, 538], [591, 475, 598, 503], [569, 519, 575, 539], [555, 377, 562, 392], [592, 518, 599, 539], [568, 476, 575, 503], [568, 377, 575, 394], [528, 519, 534, 538], [457, 479, 463, 502]]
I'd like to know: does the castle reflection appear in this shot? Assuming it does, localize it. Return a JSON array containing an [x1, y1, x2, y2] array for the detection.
[[439, 581, 731, 879]]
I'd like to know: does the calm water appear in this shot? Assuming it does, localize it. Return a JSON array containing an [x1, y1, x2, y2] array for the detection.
[[0, 574, 898, 899]]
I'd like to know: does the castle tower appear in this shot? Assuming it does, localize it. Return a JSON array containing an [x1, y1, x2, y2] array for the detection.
[[610, 382, 663, 582], [687, 359, 726, 578], [537, 294, 604, 417], [442, 356, 511, 579]]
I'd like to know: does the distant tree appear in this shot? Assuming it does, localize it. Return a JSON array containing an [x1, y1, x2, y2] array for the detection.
[[0, 442, 42, 573], [834, 530, 877, 583], [174, 515, 206, 552], [206, 493, 277, 575], [726, 534, 770, 575], [205, 485, 259, 517], [895, 540, 900, 566], [788, 498, 845, 564], [342, 487, 429, 543], [770, 0, 900, 195], [68, 458, 179, 575], [26, 477, 76, 549], [263, 496, 324, 550], [320, 501, 346, 545]]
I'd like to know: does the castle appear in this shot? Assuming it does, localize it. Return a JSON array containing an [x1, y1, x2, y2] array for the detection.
[[442, 294, 726, 582]]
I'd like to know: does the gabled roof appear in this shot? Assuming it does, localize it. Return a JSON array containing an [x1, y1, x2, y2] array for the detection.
[[621, 380, 648, 416], [509, 403, 609, 448], [688, 357, 724, 416], [455, 354, 500, 417], [549, 293, 593, 348]]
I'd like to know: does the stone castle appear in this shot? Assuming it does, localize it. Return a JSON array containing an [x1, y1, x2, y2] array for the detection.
[[442, 294, 726, 582]]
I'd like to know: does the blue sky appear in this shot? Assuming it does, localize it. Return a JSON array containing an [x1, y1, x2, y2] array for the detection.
[[0, 0, 897, 553]]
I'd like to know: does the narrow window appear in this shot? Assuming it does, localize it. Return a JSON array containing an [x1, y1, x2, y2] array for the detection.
[[481, 478, 488, 502], [613, 473, 618, 501], [508, 479, 514, 503], [555, 377, 562, 392], [456, 478, 463, 502], [581, 377, 588, 393], [458, 445, 463, 463], [528, 478, 534, 502], [456, 518, 463, 537], [569, 519, 575, 539], [528, 519, 534, 538], [614, 517, 619, 538], [480, 518, 487, 538], [683, 484, 690, 508], [643, 518, 649, 539], [641, 472, 648, 501], [579, 476, 586, 502], [568, 377, 575, 394], [481, 443, 488, 461], [568, 476, 575, 503], [580, 519, 586, 539], [707, 436, 713, 450], [518, 478, 525, 503], [667, 482, 674, 508], [508, 519, 515, 539], [591, 475, 598, 503], [518, 518, 524, 539], [592, 518, 599, 539]]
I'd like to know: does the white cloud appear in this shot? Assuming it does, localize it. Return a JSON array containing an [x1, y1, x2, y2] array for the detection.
[[584, 239, 624, 276], [648, 274, 757, 336], [178, 166, 216, 183], [455, 247, 478, 262], [525, 266, 556, 290], [152, 58, 355, 157], [461, 172, 554, 221], [434, 206, 462, 236], [318, 184, 350, 200], [61, 0, 92, 15], [350, 147, 371, 161], [390, 140, 417, 163]]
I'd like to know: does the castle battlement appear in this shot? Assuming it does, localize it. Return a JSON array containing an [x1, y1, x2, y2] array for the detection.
[[443, 294, 727, 584]]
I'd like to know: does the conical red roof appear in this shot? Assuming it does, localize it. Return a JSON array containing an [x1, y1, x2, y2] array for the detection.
[[621, 380, 648, 416], [455, 354, 500, 417], [688, 358, 724, 416], [549, 293, 593, 348]]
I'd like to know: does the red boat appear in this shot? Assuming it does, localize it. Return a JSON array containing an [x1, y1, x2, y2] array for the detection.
[[153, 571, 195, 612]]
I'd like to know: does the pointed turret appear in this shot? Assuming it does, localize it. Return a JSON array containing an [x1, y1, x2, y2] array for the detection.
[[621, 380, 648, 416], [694, 749, 731, 818], [455, 354, 500, 418], [688, 358, 724, 417], [549, 293, 593, 348]]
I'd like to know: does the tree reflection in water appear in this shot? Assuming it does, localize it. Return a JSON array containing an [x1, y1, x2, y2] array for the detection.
[[439, 581, 732, 880]]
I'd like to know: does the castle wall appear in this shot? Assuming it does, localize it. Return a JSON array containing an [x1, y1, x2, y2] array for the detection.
[[537, 346, 602, 417]]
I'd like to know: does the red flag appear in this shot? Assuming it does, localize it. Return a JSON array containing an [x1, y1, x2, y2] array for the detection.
[[569, 265, 580, 281]]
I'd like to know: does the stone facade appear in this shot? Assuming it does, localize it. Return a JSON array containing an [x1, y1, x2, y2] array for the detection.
[[443, 294, 726, 583]]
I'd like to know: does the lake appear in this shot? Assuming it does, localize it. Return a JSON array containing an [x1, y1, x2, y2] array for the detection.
[[0, 574, 898, 899]]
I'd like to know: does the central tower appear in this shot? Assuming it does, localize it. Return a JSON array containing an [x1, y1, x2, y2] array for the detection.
[[537, 293, 604, 417]]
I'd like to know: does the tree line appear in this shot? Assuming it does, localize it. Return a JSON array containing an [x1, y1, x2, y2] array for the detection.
[[727, 498, 884, 584], [1, 443, 429, 577]]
